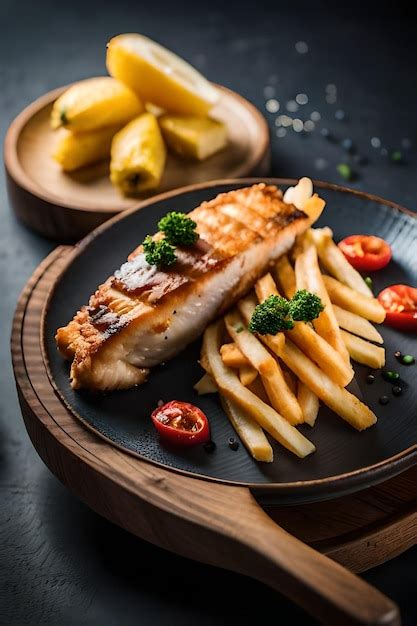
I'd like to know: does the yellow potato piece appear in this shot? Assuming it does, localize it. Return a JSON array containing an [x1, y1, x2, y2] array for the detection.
[[110, 112, 166, 195], [107, 33, 219, 116], [51, 77, 143, 132], [53, 126, 119, 171], [159, 115, 227, 160]]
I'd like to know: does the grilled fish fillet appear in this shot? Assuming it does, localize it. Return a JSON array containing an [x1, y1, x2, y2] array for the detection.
[[56, 183, 325, 390]]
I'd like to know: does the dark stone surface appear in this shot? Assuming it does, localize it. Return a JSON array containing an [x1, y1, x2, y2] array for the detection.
[[1, 1, 416, 624]]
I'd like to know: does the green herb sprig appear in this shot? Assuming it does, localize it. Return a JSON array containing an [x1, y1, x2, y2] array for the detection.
[[142, 211, 199, 269], [158, 211, 198, 246], [143, 236, 176, 269]]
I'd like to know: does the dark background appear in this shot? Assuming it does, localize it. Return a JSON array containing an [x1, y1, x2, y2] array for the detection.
[[1, 1, 416, 624]]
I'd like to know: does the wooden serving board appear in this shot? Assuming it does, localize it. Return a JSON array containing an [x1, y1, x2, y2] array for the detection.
[[12, 244, 417, 625], [5, 83, 270, 241]]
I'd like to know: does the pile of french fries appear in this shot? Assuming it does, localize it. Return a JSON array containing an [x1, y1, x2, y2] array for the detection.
[[195, 225, 387, 463]]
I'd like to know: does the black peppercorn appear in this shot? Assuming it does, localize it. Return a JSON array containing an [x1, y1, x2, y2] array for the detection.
[[379, 395, 389, 406], [204, 441, 216, 453], [366, 374, 375, 384], [228, 438, 239, 451], [392, 386, 402, 397]]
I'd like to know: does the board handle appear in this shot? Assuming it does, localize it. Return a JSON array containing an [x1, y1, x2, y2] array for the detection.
[[222, 490, 400, 626]]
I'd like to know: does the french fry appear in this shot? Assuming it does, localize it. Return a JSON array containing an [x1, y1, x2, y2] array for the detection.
[[295, 243, 350, 362], [311, 227, 373, 297], [282, 368, 297, 395], [297, 382, 319, 427], [333, 305, 383, 344], [225, 311, 303, 425], [274, 255, 296, 298], [292, 231, 310, 261], [220, 343, 250, 368], [194, 373, 217, 394], [239, 364, 258, 386], [248, 377, 271, 404], [220, 396, 273, 463], [255, 273, 354, 387], [204, 322, 315, 457], [302, 193, 326, 225], [323, 275, 386, 323], [290, 322, 354, 386], [341, 330, 386, 369], [220, 341, 258, 384], [273, 338, 377, 431]]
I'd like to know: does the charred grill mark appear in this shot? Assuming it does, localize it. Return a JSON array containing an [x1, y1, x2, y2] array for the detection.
[[145, 273, 189, 303], [193, 204, 260, 252], [273, 207, 307, 226], [87, 304, 123, 334], [87, 304, 108, 320], [218, 203, 269, 238]]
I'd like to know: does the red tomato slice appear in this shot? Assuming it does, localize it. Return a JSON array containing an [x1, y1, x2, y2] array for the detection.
[[151, 400, 210, 446], [377, 284, 417, 332], [338, 235, 392, 271]]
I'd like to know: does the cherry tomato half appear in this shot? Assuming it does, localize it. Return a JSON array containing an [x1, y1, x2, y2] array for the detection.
[[151, 400, 210, 446], [377, 284, 417, 332], [338, 235, 392, 271]]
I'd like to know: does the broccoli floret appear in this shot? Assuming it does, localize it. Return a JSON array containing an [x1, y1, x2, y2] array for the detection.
[[143, 236, 176, 268], [158, 211, 198, 246], [248, 295, 294, 335], [289, 289, 324, 322], [248, 290, 324, 335]]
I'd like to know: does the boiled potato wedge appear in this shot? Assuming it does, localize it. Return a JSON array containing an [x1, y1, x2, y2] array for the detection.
[[107, 33, 219, 116], [51, 77, 142, 132], [159, 115, 227, 160], [110, 113, 166, 194], [53, 126, 119, 171]]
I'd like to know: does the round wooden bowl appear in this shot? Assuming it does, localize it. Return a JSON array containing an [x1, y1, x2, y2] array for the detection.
[[4, 83, 270, 241]]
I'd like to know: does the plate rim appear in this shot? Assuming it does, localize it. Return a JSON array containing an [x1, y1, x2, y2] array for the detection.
[[3, 81, 270, 214], [40, 177, 417, 500]]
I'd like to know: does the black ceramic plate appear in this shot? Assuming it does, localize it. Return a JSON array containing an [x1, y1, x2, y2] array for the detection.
[[44, 179, 417, 505]]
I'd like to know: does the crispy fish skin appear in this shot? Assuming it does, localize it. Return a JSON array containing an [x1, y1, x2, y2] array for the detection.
[[56, 184, 324, 390]]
